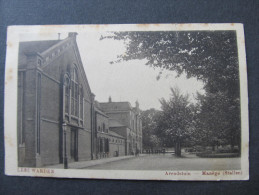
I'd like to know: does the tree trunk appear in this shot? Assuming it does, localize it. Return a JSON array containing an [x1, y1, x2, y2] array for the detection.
[[238, 136, 241, 156], [175, 141, 181, 157], [212, 144, 215, 151], [231, 144, 234, 151]]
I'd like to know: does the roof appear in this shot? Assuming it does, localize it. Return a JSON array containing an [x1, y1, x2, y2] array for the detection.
[[20, 40, 61, 54], [109, 130, 125, 139], [108, 118, 126, 128], [95, 107, 109, 118], [18, 33, 93, 101], [19, 40, 61, 66], [99, 102, 132, 112], [94, 101, 109, 117]]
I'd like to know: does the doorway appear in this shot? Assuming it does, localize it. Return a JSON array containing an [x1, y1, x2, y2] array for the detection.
[[70, 128, 78, 161]]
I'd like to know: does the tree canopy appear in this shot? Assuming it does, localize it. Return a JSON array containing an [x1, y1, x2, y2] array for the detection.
[[102, 31, 239, 97], [102, 30, 241, 154], [156, 87, 196, 156], [141, 108, 161, 149]]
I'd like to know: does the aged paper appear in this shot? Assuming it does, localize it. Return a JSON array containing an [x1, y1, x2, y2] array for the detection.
[[4, 24, 249, 180]]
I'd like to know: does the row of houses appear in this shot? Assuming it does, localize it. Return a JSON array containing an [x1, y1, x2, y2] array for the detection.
[[17, 32, 142, 167]]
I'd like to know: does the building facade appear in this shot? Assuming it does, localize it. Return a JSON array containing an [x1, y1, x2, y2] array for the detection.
[[100, 98, 143, 155], [17, 33, 141, 167], [18, 33, 94, 167]]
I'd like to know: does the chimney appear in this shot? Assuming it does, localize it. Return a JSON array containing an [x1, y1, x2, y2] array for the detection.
[[68, 32, 78, 38], [58, 33, 61, 40], [109, 96, 112, 103], [135, 100, 139, 108], [91, 93, 95, 102]]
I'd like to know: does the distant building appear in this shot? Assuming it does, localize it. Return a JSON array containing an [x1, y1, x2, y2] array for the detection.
[[93, 101, 126, 159], [17, 33, 142, 168], [100, 98, 143, 155], [108, 131, 126, 157]]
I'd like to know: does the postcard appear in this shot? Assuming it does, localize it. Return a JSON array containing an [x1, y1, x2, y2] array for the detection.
[[4, 24, 249, 180]]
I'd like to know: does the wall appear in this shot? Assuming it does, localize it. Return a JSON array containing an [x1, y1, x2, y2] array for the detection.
[[109, 136, 126, 157], [39, 72, 60, 166], [106, 112, 130, 128], [109, 126, 127, 138], [18, 68, 37, 167], [96, 112, 109, 133], [77, 129, 92, 161]]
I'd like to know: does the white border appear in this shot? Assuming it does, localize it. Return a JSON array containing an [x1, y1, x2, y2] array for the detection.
[[4, 24, 249, 180]]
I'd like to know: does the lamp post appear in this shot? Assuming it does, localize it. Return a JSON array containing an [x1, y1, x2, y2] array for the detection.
[[62, 122, 68, 169]]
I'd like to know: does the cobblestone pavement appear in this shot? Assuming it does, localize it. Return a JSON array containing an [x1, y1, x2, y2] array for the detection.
[[85, 154, 241, 170]]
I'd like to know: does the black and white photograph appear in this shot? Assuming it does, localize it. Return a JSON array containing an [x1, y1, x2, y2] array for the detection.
[[4, 24, 249, 180]]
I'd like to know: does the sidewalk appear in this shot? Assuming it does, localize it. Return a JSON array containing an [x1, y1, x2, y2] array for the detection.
[[45, 154, 145, 169]]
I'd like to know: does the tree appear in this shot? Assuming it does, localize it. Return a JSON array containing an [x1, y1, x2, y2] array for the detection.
[[141, 109, 161, 150], [195, 91, 241, 152], [101, 31, 239, 92], [102, 31, 241, 150], [157, 87, 196, 157]]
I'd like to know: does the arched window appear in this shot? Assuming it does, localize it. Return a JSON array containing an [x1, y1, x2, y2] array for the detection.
[[63, 65, 84, 126], [64, 75, 70, 114], [71, 66, 79, 117]]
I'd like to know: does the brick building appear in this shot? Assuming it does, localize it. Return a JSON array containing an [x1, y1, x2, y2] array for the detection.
[[100, 98, 143, 155], [17, 33, 141, 167], [108, 131, 126, 157], [18, 33, 94, 167], [108, 118, 132, 155]]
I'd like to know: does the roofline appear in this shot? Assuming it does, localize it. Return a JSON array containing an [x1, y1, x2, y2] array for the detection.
[[109, 125, 130, 129], [95, 108, 109, 118], [108, 130, 126, 139], [40, 39, 67, 57], [99, 101, 131, 104], [30, 33, 93, 102]]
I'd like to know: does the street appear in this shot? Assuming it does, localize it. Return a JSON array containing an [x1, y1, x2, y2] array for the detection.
[[85, 154, 240, 170]]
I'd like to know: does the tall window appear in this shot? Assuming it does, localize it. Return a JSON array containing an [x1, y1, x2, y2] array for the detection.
[[100, 138, 103, 153], [102, 123, 105, 133], [63, 65, 84, 125], [80, 86, 83, 119], [64, 76, 70, 114], [105, 138, 109, 152], [71, 67, 79, 117]]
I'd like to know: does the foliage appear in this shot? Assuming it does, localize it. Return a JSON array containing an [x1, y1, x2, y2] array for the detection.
[[101, 31, 239, 96], [140, 108, 161, 149], [156, 87, 196, 156], [102, 31, 241, 151], [195, 91, 241, 149]]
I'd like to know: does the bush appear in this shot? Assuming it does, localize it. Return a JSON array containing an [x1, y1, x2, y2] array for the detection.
[[196, 153, 240, 158]]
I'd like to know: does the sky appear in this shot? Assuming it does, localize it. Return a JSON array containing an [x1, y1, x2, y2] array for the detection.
[[20, 32, 204, 110]]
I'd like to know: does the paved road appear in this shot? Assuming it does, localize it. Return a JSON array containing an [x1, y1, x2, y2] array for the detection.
[[86, 154, 240, 170]]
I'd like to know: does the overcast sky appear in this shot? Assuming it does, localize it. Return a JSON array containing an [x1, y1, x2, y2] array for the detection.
[[20, 32, 204, 110]]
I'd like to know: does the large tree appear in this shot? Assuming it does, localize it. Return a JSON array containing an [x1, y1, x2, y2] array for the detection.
[[195, 91, 241, 151], [157, 87, 196, 157], [102, 31, 241, 150], [102, 31, 239, 89]]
